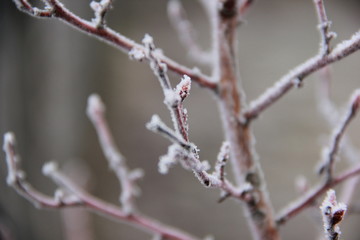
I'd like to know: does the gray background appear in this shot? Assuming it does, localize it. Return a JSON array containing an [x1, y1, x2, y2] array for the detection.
[[1, 0, 360, 239]]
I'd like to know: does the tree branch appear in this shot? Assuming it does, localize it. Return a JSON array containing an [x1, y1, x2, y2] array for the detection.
[[86, 94, 143, 214], [244, 31, 360, 121], [12, 0, 217, 90], [2, 132, 200, 240], [167, 0, 213, 65], [276, 89, 360, 225]]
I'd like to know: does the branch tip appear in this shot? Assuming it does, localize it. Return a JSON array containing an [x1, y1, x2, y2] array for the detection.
[[86, 93, 105, 121], [42, 161, 59, 176]]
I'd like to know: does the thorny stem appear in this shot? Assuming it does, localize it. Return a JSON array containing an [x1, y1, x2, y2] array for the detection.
[[215, 1, 279, 239], [13, 0, 216, 90], [2, 133, 200, 240]]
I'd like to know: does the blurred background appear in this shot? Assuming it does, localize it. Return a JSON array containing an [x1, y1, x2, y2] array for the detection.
[[1, 0, 360, 239]]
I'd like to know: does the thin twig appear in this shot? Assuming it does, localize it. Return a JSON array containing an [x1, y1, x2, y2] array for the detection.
[[12, 0, 216, 90], [313, 0, 336, 56], [2, 133, 200, 240], [318, 89, 360, 180], [276, 88, 360, 225], [244, 31, 360, 121], [86, 94, 143, 214], [167, 0, 213, 65], [276, 162, 360, 225], [142, 35, 190, 141]]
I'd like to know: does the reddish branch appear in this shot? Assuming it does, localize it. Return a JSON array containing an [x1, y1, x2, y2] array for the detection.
[[13, 0, 216, 90], [277, 90, 360, 225], [3, 133, 199, 240], [276, 163, 360, 225], [215, 1, 280, 239], [244, 29, 360, 122]]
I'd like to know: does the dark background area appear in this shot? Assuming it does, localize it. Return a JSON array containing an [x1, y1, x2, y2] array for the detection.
[[1, 0, 360, 239]]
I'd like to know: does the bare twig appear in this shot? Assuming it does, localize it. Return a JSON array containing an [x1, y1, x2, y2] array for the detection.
[[87, 94, 143, 214], [313, 0, 336, 56], [319, 189, 347, 240], [2, 133, 200, 240], [167, 0, 213, 65], [276, 90, 360, 225], [244, 31, 360, 121], [3, 132, 82, 208], [276, 162, 360, 225], [318, 89, 360, 180], [12, 0, 216, 90]]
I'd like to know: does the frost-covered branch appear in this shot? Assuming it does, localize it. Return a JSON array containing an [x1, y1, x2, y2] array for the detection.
[[11, 0, 216, 90], [146, 115, 242, 198], [90, 0, 112, 28], [276, 90, 360, 225], [86, 94, 143, 214], [167, 0, 212, 65], [314, 0, 336, 56], [244, 29, 360, 121], [316, 69, 360, 219], [276, 162, 360, 225], [140, 35, 191, 141], [3, 132, 82, 208], [2, 133, 200, 240], [320, 190, 347, 240], [318, 89, 360, 180]]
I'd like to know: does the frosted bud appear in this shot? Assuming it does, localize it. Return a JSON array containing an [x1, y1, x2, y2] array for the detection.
[[176, 75, 191, 101], [320, 189, 347, 239]]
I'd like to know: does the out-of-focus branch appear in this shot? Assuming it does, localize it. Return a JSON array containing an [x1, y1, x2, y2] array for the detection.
[[3, 132, 82, 208], [244, 30, 360, 121], [276, 89, 360, 225], [316, 67, 360, 206], [318, 89, 360, 180], [87, 94, 143, 214], [2, 133, 200, 240], [277, 162, 360, 225], [12, 0, 216, 90], [319, 189, 346, 240], [167, 0, 213, 65], [61, 161, 94, 240]]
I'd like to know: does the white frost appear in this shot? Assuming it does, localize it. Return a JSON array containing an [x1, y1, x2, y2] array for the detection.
[[128, 47, 145, 61], [86, 93, 105, 120], [158, 144, 182, 174], [164, 89, 180, 107], [42, 161, 59, 176], [146, 114, 162, 132]]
